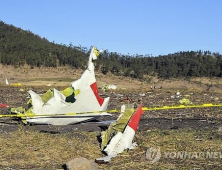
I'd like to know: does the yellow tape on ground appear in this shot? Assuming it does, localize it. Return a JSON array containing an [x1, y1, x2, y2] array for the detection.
[[142, 103, 222, 111], [0, 103, 222, 118]]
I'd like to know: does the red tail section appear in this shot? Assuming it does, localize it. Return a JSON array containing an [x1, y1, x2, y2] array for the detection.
[[127, 104, 144, 132], [90, 82, 105, 106]]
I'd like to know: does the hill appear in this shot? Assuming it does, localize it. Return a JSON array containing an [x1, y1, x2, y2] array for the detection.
[[1, 20, 222, 79], [0, 20, 87, 68]]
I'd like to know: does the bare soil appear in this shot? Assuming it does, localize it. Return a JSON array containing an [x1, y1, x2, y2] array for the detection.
[[2, 64, 222, 92], [1, 86, 222, 133], [1, 66, 222, 169]]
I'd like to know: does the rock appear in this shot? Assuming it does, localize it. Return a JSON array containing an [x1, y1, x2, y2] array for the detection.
[[65, 157, 99, 170], [218, 126, 222, 133], [214, 97, 219, 101]]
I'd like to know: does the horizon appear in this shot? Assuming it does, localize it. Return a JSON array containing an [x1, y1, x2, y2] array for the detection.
[[1, 0, 222, 56]]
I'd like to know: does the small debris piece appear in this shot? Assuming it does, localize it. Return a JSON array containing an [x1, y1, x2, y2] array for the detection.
[[0, 103, 8, 108], [179, 98, 192, 105], [19, 88, 25, 92]]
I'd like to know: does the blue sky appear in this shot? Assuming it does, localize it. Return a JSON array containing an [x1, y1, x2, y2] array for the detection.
[[1, 0, 222, 56]]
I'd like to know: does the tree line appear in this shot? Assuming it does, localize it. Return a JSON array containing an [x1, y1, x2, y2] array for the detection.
[[1, 20, 222, 79]]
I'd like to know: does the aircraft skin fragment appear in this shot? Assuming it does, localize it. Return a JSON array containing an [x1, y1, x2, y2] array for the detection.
[[127, 104, 144, 131], [90, 82, 104, 106], [11, 47, 110, 125], [96, 104, 144, 163], [5, 79, 9, 85], [28, 90, 44, 115]]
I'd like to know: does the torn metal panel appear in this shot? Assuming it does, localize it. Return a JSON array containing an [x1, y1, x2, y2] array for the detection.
[[100, 104, 134, 150], [96, 104, 144, 163], [11, 47, 111, 125]]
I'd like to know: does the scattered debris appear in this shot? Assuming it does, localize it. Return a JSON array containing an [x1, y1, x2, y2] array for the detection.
[[139, 93, 146, 97], [102, 84, 117, 92], [113, 93, 123, 98], [0, 103, 8, 108], [11, 83, 22, 87], [5, 78, 22, 86], [150, 85, 159, 89], [5, 78, 9, 85], [19, 88, 25, 92], [179, 98, 193, 105]]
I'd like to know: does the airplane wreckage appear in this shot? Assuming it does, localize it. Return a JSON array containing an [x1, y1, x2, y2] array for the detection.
[[0, 46, 146, 163], [9, 47, 110, 125], [96, 104, 144, 163], [2, 46, 222, 163]]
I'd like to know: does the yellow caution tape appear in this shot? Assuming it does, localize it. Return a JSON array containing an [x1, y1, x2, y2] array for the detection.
[[0, 103, 222, 118], [142, 103, 222, 111], [0, 109, 119, 118]]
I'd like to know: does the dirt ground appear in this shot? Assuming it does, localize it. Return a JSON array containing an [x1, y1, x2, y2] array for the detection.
[[1, 86, 222, 132], [2, 64, 222, 92], [1, 66, 222, 169]]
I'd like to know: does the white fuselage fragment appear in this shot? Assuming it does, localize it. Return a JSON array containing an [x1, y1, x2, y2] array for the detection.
[[103, 126, 136, 156], [96, 104, 144, 163], [26, 47, 110, 125]]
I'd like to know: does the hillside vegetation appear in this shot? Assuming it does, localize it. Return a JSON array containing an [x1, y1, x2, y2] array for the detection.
[[1, 20, 222, 79]]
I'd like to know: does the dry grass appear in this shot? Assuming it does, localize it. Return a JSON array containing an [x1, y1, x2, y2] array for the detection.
[[2, 64, 222, 92], [1, 126, 222, 169], [0, 127, 102, 169], [1, 65, 222, 169], [0, 64, 145, 90]]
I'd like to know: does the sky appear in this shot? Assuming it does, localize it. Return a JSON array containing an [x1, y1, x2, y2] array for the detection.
[[1, 0, 222, 56]]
